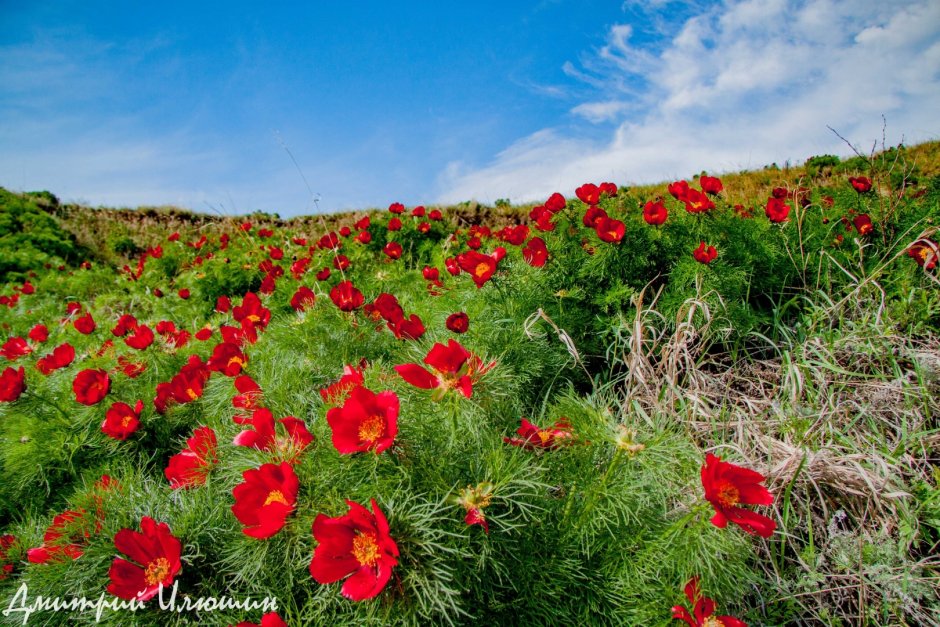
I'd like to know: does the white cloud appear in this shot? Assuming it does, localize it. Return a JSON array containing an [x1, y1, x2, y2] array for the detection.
[[438, 0, 940, 205]]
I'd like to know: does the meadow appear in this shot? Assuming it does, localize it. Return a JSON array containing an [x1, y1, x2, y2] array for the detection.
[[0, 140, 938, 625]]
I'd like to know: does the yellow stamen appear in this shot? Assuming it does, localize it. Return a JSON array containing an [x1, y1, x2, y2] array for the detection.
[[264, 490, 289, 507], [358, 415, 385, 443], [144, 557, 171, 586], [352, 532, 380, 567]]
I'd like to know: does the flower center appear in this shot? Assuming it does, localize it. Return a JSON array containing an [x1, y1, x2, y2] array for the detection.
[[144, 557, 171, 586], [247, 314, 261, 323], [228, 356, 244, 368], [352, 532, 380, 567], [716, 482, 740, 508], [264, 490, 289, 507], [474, 263, 490, 278], [703, 618, 726, 627], [121, 415, 133, 427], [358, 415, 385, 444], [537, 430, 552, 445], [186, 388, 198, 400]]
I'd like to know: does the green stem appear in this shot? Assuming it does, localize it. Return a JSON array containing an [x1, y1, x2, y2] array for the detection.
[[24, 390, 71, 423]]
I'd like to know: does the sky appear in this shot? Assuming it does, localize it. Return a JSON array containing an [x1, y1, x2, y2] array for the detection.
[[1, 0, 938, 217]]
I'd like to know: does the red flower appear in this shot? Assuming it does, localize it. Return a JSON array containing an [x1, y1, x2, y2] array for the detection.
[[643, 199, 668, 226], [290, 286, 317, 311], [73, 312, 96, 334], [101, 400, 144, 440], [692, 242, 718, 264], [701, 453, 775, 537], [853, 214, 873, 236], [111, 314, 138, 337], [395, 339, 489, 399], [27, 509, 93, 564], [28, 324, 49, 343], [683, 189, 715, 213], [668, 180, 690, 200], [699, 175, 723, 195], [232, 462, 299, 538], [207, 342, 247, 377], [233, 375, 263, 413], [154, 355, 210, 414], [583, 205, 608, 228], [522, 237, 548, 267], [595, 216, 625, 243], [388, 314, 425, 341], [504, 418, 573, 450], [1, 337, 31, 360], [544, 192, 566, 212], [672, 577, 747, 627], [849, 176, 872, 193], [234, 407, 314, 461], [195, 326, 213, 341], [178, 288, 191, 299], [446, 312, 470, 334], [429, 208, 443, 220], [165, 426, 217, 488], [387, 217, 402, 231], [309, 498, 399, 601], [233, 612, 288, 627], [576, 183, 600, 205], [124, 324, 154, 350], [454, 482, 494, 533], [908, 239, 938, 269], [388, 202, 405, 214], [320, 365, 366, 405], [765, 197, 791, 223], [422, 266, 440, 281], [330, 280, 365, 312], [107, 517, 182, 601], [457, 251, 498, 288], [216, 296, 232, 313], [0, 535, 16, 580], [73, 369, 110, 405], [326, 385, 399, 455], [233, 292, 271, 328]]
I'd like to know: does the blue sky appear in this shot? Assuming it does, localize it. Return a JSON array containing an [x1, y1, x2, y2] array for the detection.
[[1, 1, 938, 216]]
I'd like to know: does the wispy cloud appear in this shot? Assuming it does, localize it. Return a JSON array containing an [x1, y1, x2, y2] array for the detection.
[[438, 0, 940, 205]]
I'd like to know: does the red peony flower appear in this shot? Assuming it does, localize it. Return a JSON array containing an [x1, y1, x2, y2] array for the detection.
[[330, 281, 365, 312], [234, 407, 314, 461], [73, 312, 96, 335], [73, 369, 110, 405], [124, 324, 154, 350], [595, 216, 625, 243], [232, 462, 299, 539], [692, 242, 718, 264], [672, 576, 747, 626], [309, 498, 399, 601], [233, 612, 288, 627], [28, 324, 49, 343], [326, 385, 399, 455], [107, 517, 182, 601], [668, 180, 690, 200], [643, 199, 668, 226], [504, 418, 573, 450], [320, 364, 366, 405], [165, 426, 217, 488], [683, 188, 715, 213], [233, 292, 271, 328], [849, 176, 872, 193], [429, 208, 443, 220], [522, 237, 548, 267], [582, 205, 608, 228], [701, 453, 775, 537], [387, 217, 402, 231], [454, 482, 494, 533], [853, 214, 873, 236], [178, 288, 191, 299], [544, 192, 566, 213], [388, 314, 425, 341], [907, 239, 938, 269], [27, 509, 94, 564], [216, 296, 232, 313], [456, 251, 498, 288], [290, 286, 317, 311], [0, 535, 16, 580], [395, 339, 490, 399], [101, 400, 144, 440], [765, 197, 791, 223], [699, 175, 723, 195], [388, 202, 405, 214], [1, 337, 31, 360], [576, 183, 600, 205], [111, 314, 138, 337], [207, 342, 247, 377], [446, 312, 470, 334]]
